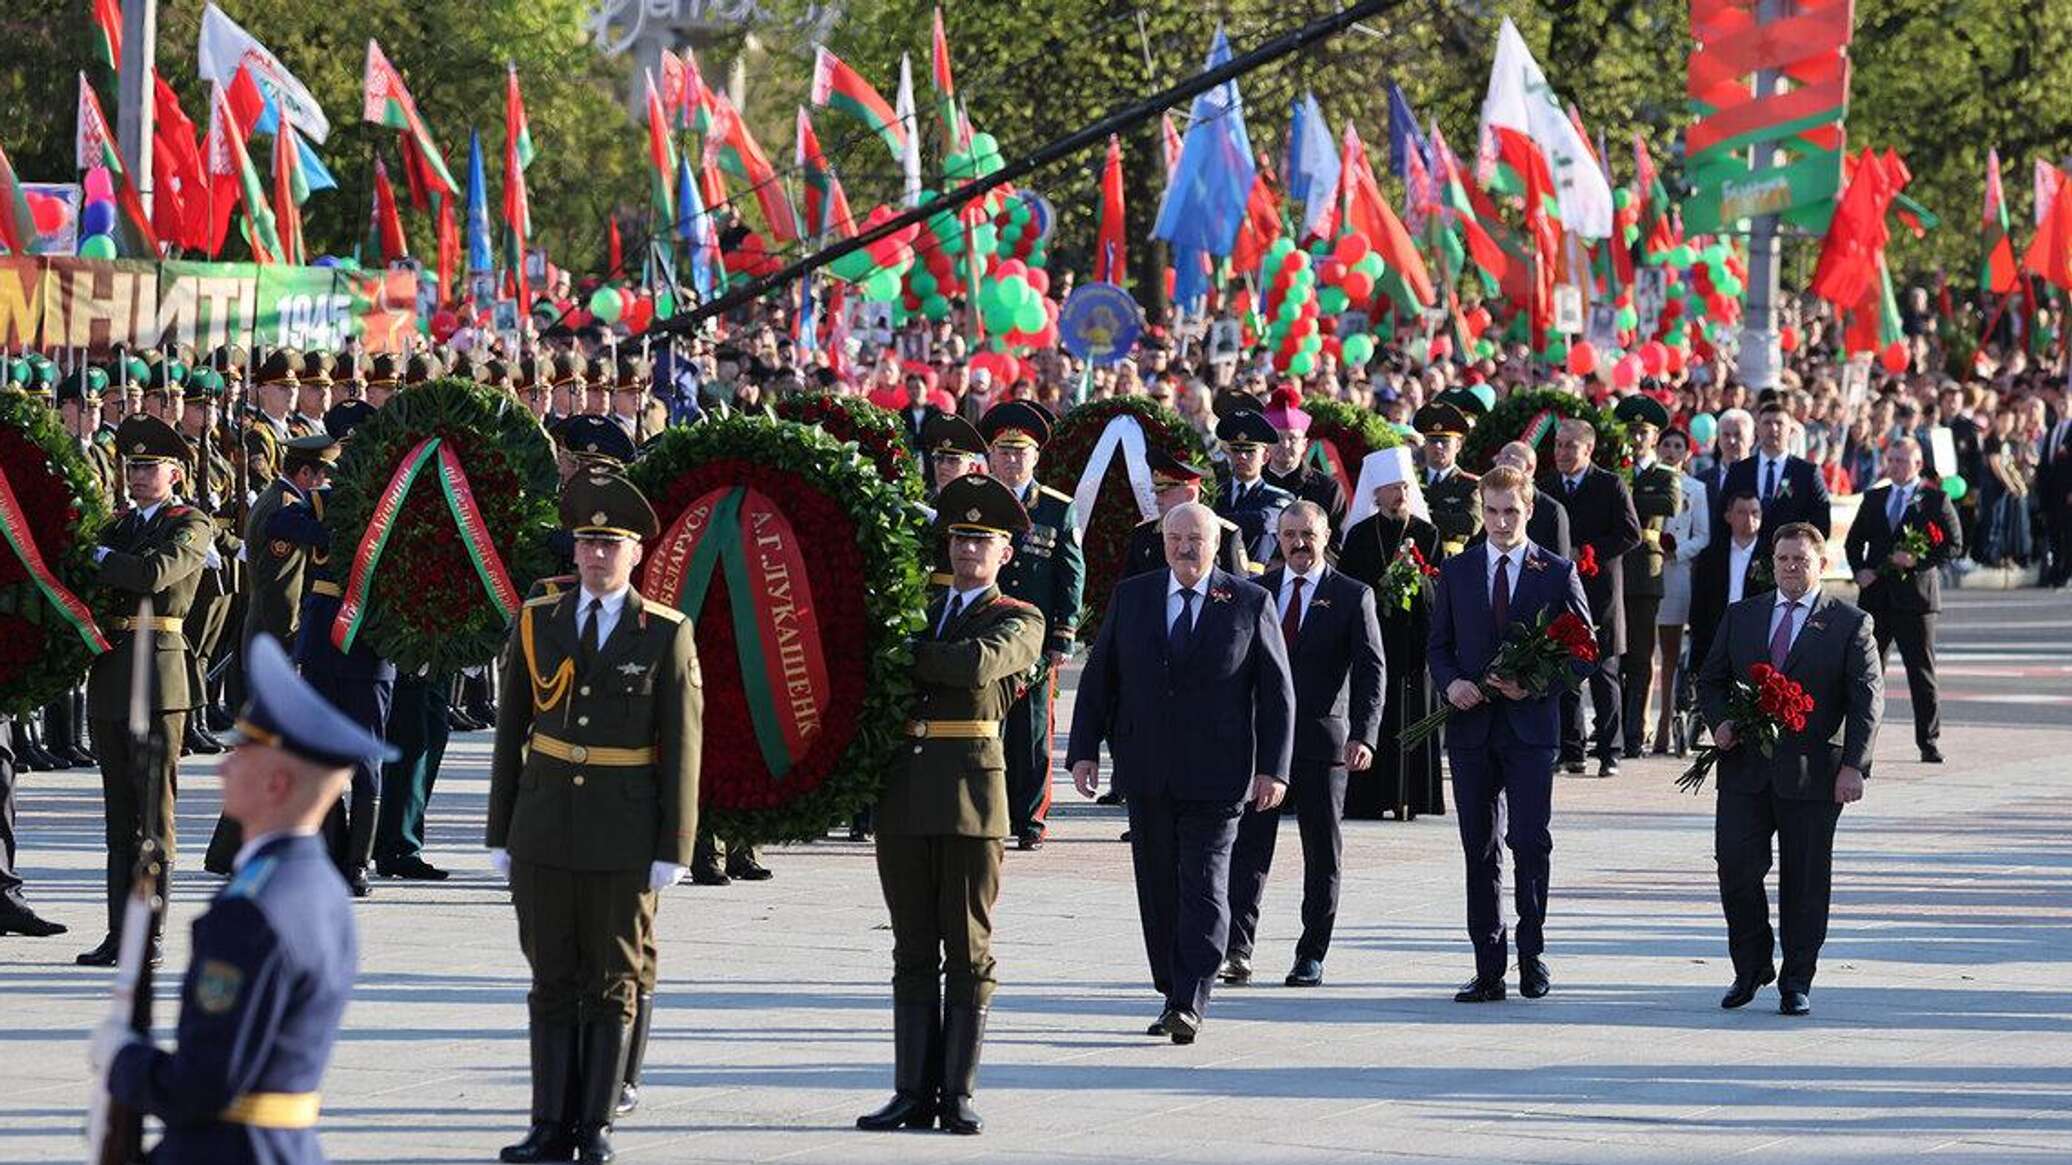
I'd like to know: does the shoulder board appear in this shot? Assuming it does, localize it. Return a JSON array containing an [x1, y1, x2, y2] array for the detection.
[[642, 602, 687, 625], [223, 856, 279, 900], [165, 504, 197, 520], [1037, 484, 1073, 504], [1218, 516, 1241, 532], [1456, 470, 1482, 483], [988, 595, 1042, 616], [524, 592, 566, 610], [1265, 484, 1296, 501]]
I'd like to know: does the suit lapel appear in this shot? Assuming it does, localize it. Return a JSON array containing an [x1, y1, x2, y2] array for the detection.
[[1780, 592, 1829, 676], [1171, 569, 1228, 671]]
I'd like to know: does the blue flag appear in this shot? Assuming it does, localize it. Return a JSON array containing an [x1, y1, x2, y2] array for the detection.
[[465, 130, 493, 274], [676, 151, 714, 300], [1284, 92, 1340, 240], [295, 133, 336, 194], [1387, 84, 1428, 180], [1153, 26, 1255, 306]]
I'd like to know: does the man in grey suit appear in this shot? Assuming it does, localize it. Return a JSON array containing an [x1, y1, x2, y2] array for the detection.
[[1067, 502, 1296, 1045], [1698, 521, 1883, 1017]]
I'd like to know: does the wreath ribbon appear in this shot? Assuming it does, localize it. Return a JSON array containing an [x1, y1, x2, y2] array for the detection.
[[1521, 408, 1559, 448], [0, 468, 108, 654], [1070, 414, 1159, 540], [330, 437, 520, 653]]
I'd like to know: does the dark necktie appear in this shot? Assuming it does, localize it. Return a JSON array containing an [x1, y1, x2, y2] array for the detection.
[[1763, 460, 1778, 502], [1169, 587, 1197, 656], [939, 593, 966, 639], [1282, 576, 1305, 647], [1887, 486, 1907, 527], [1491, 554, 1511, 628], [1565, 475, 1578, 499], [1769, 599, 1799, 669], [580, 598, 602, 671]]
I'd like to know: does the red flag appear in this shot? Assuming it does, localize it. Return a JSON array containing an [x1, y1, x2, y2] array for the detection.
[[1497, 128, 1560, 347], [1812, 149, 1905, 307], [2024, 170, 2072, 291], [272, 125, 304, 266], [1231, 160, 1282, 276], [1094, 134, 1126, 285], [90, 0, 122, 70], [436, 197, 456, 306], [151, 71, 209, 252], [504, 64, 533, 307], [1337, 124, 1434, 310], [608, 216, 624, 277], [371, 156, 407, 260]]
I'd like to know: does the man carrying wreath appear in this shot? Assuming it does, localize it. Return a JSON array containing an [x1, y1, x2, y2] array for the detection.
[[1427, 466, 1591, 1004], [1699, 521, 1882, 1017]]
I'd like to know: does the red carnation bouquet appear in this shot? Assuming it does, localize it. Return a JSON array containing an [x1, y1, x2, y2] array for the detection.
[[1675, 663, 1816, 792], [1378, 540, 1439, 612], [1400, 608, 1598, 751], [1576, 543, 1600, 578], [1880, 519, 1944, 579]]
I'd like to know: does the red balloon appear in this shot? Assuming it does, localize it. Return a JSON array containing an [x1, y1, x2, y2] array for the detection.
[[1026, 268, 1050, 296], [1639, 341, 1669, 377], [625, 296, 654, 333], [1281, 250, 1306, 273], [1879, 341, 1909, 374], [1567, 341, 1599, 377], [1664, 345, 1687, 375], [997, 258, 1028, 280], [1323, 335, 1343, 359], [1332, 231, 1372, 265], [429, 309, 459, 343], [1612, 353, 1643, 389], [1429, 336, 1453, 361], [1319, 259, 1347, 285], [1779, 324, 1800, 352], [1342, 271, 1375, 304], [26, 192, 66, 234]]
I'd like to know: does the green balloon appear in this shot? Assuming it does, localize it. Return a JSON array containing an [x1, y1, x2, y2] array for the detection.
[[1941, 474, 1969, 501], [1318, 287, 1350, 315], [1288, 351, 1317, 375], [1342, 334, 1375, 365], [972, 224, 998, 254], [589, 287, 623, 323], [1014, 299, 1045, 333], [909, 269, 938, 297], [865, 269, 902, 301], [971, 132, 1000, 161], [656, 291, 676, 317], [78, 233, 117, 260], [923, 294, 950, 321]]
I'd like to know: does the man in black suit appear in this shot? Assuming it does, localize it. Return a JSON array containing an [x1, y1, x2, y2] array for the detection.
[[1687, 491, 1767, 684], [1696, 407, 1753, 534], [1845, 437, 1962, 763], [1222, 502, 1384, 989], [1068, 502, 1295, 1044], [1541, 419, 1640, 777], [1699, 522, 1882, 1017], [1718, 400, 1831, 552], [1483, 440, 1570, 557]]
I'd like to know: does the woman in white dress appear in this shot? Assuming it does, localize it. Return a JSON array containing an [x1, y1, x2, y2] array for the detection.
[[1650, 426, 1711, 754]]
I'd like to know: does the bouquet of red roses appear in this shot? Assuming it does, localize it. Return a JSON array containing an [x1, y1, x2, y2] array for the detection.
[[1879, 519, 1944, 579], [1400, 609, 1598, 751], [1676, 663, 1815, 793], [1378, 540, 1439, 612], [1575, 544, 1600, 578]]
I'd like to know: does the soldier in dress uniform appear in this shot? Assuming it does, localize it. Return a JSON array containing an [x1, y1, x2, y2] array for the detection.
[[1214, 409, 1295, 567], [609, 359, 665, 444], [978, 401, 1084, 850], [91, 634, 394, 1165], [1415, 402, 1481, 557], [76, 416, 216, 968], [403, 352, 444, 388], [294, 353, 333, 433], [488, 468, 701, 1165], [331, 353, 368, 403], [59, 368, 120, 514], [243, 351, 304, 491], [1123, 448, 1252, 578], [179, 370, 240, 756], [919, 414, 990, 589], [546, 352, 584, 426], [857, 474, 1045, 1137], [1260, 387, 1350, 546], [363, 354, 401, 410], [1613, 395, 1681, 758]]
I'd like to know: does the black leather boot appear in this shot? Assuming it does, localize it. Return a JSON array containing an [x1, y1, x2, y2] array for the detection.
[[615, 992, 654, 1117], [43, 698, 87, 767], [856, 1001, 941, 1131], [938, 1004, 989, 1135], [571, 1017, 630, 1163], [500, 1020, 577, 1163]]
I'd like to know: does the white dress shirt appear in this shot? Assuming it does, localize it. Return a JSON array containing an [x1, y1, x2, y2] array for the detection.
[[1885, 478, 1919, 526], [1768, 586, 1818, 652], [1726, 536, 1759, 604], [1755, 452, 1788, 500], [578, 584, 631, 646], [938, 585, 988, 636], [1167, 571, 1208, 633], [1485, 542, 1525, 604], [1277, 562, 1325, 625]]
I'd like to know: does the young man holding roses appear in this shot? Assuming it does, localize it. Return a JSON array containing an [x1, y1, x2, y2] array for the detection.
[[1844, 437, 1961, 763], [1699, 522, 1883, 1017]]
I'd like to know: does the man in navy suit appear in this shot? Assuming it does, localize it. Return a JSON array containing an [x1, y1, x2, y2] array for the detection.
[[1428, 466, 1593, 1003], [1718, 400, 1831, 553], [1068, 502, 1296, 1044], [1222, 501, 1385, 989]]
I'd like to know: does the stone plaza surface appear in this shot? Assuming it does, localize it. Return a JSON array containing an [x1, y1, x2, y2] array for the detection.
[[2, 590, 2069, 1163]]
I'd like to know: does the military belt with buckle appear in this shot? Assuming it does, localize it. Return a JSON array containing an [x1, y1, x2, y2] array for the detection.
[[529, 733, 656, 766], [904, 719, 999, 740], [219, 1090, 321, 1128]]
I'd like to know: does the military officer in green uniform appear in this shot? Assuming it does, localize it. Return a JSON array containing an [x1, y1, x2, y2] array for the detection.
[[920, 414, 990, 589], [858, 473, 1045, 1138], [1614, 394, 1681, 757], [488, 469, 702, 1165], [179, 369, 240, 756], [76, 415, 216, 968], [1415, 402, 1481, 557], [1214, 410, 1296, 567], [978, 401, 1084, 849], [58, 368, 120, 511]]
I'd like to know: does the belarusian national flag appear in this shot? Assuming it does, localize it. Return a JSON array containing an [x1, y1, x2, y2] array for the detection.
[[704, 91, 798, 243], [931, 7, 967, 148], [1094, 134, 1126, 285], [1429, 123, 1506, 287], [214, 82, 280, 263], [1981, 147, 2017, 295], [504, 64, 533, 306], [77, 73, 159, 254], [1478, 17, 1613, 239], [811, 47, 908, 164], [644, 70, 677, 224], [363, 40, 456, 196], [0, 139, 34, 255], [273, 120, 311, 265], [1336, 123, 1434, 312], [795, 107, 854, 240], [91, 0, 122, 71]]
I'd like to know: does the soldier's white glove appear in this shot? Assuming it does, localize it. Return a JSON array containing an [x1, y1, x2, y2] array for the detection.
[[93, 546, 111, 564], [88, 1017, 137, 1073], [648, 861, 687, 891], [204, 546, 223, 569], [488, 848, 511, 879]]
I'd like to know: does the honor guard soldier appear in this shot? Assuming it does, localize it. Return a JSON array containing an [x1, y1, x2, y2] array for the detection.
[[547, 352, 584, 424], [59, 367, 120, 503], [363, 354, 401, 409], [294, 352, 334, 433], [1415, 402, 1481, 557], [332, 353, 368, 403], [1261, 387, 1350, 545], [978, 401, 1085, 849], [1214, 409, 1295, 567], [858, 474, 1045, 1137], [920, 414, 991, 588], [180, 369, 240, 756], [488, 469, 702, 1165], [77, 416, 217, 967], [93, 634, 394, 1165], [403, 352, 443, 388], [244, 351, 303, 489], [1612, 394, 1681, 758], [1124, 448, 1252, 578]]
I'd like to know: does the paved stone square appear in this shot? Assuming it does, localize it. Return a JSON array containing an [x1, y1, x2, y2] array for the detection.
[[2, 590, 2068, 1163]]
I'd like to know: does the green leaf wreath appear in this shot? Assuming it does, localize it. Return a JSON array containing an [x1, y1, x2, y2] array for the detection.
[[0, 393, 111, 714], [771, 391, 926, 502], [1460, 387, 1629, 475], [1037, 395, 1216, 642], [1301, 397, 1402, 499], [629, 415, 927, 844], [323, 379, 560, 675]]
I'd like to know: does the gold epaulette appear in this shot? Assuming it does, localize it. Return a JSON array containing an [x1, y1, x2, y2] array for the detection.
[[1038, 484, 1073, 504], [524, 592, 566, 609], [643, 602, 686, 624]]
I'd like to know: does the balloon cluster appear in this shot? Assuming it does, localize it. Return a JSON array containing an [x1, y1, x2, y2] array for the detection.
[[77, 167, 121, 260], [992, 190, 1050, 267], [975, 259, 1057, 349], [1314, 231, 1384, 318], [722, 232, 784, 281], [830, 205, 922, 303], [1261, 238, 1323, 375]]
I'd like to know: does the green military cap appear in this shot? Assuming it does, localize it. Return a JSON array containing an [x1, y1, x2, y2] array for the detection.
[[182, 367, 221, 402], [935, 472, 1032, 538], [145, 358, 188, 393], [921, 413, 987, 459], [57, 366, 108, 404], [560, 467, 659, 542], [115, 414, 188, 464], [1214, 408, 1278, 450], [207, 345, 248, 382], [1413, 402, 1472, 439], [255, 348, 302, 387], [979, 399, 1051, 449], [402, 353, 442, 385], [300, 350, 335, 385], [282, 432, 342, 472], [1434, 386, 1490, 420], [1613, 394, 1671, 432]]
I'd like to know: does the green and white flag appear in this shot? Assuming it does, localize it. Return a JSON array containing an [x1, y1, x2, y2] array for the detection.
[[1478, 18, 1613, 240]]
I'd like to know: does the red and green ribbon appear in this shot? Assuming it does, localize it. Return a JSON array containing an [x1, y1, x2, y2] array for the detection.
[[1521, 408, 1559, 448], [0, 468, 108, 654], [331, 437, 519, 653], [1305, 436, 1353, 506]]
